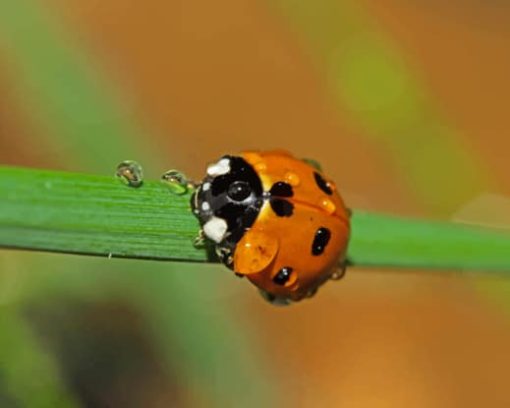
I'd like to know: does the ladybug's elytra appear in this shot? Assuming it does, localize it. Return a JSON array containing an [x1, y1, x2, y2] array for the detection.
[[191, 150, 351, 304]]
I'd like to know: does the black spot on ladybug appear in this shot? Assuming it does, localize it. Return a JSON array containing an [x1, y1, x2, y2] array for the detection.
[[270, 199, 294, 217], [314, 172, 332, 195], [273, 267, 293, 285], [269, 181, 293, 197], [312, 227, 331, 255]]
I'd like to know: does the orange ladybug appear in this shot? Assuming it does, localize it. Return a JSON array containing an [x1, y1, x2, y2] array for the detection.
[[191, 150, 351, 304]]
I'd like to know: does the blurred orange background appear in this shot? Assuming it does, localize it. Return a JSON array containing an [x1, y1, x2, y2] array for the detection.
[[1, 1, 510, 406]]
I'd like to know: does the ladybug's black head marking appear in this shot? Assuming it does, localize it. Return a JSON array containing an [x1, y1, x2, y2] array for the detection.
[[314, 171, 333, 195], [312, 227, 331, 255], [192, 156, 263, 248]]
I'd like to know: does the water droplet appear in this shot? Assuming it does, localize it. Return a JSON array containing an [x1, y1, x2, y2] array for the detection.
[[331, 261, 347, 280], [284, 171, 300, 186], [330, 270, 344, 280], [161, 170, 189, 195], [116, 160, 143, 188], [319, 198, 336, 214]]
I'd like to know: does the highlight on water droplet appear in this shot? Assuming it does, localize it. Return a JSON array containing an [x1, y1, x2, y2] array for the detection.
[[319, 198, 336, 214], [116, 160, 144, 188], [161, 170, 190, 195], [284, 171, 300, 187]]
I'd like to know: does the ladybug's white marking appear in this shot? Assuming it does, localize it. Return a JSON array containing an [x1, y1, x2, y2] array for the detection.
[[202, 182, 211, 191], [201, 201, 211, 211], [203, 216, 228, 243], [207, 158, 230, 176]]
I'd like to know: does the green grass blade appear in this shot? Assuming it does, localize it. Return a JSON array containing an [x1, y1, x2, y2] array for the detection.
[[350, 212, 510, 271], [1, 165, 509, 271], [0, 166, 205, 262]]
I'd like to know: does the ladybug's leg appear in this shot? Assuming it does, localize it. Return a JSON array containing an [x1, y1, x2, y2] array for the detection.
[[215, 246, 235, 270], [306, 286, 318, 299], [193, 230, 222, 263], [193, 229, 206, 248], [258, 289, 292, 306]]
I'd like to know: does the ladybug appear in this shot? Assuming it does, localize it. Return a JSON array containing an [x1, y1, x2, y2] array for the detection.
[[191, 150, 351, 304]]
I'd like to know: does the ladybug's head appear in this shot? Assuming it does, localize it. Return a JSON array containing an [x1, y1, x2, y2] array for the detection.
[[192, 155, 264, 247]]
